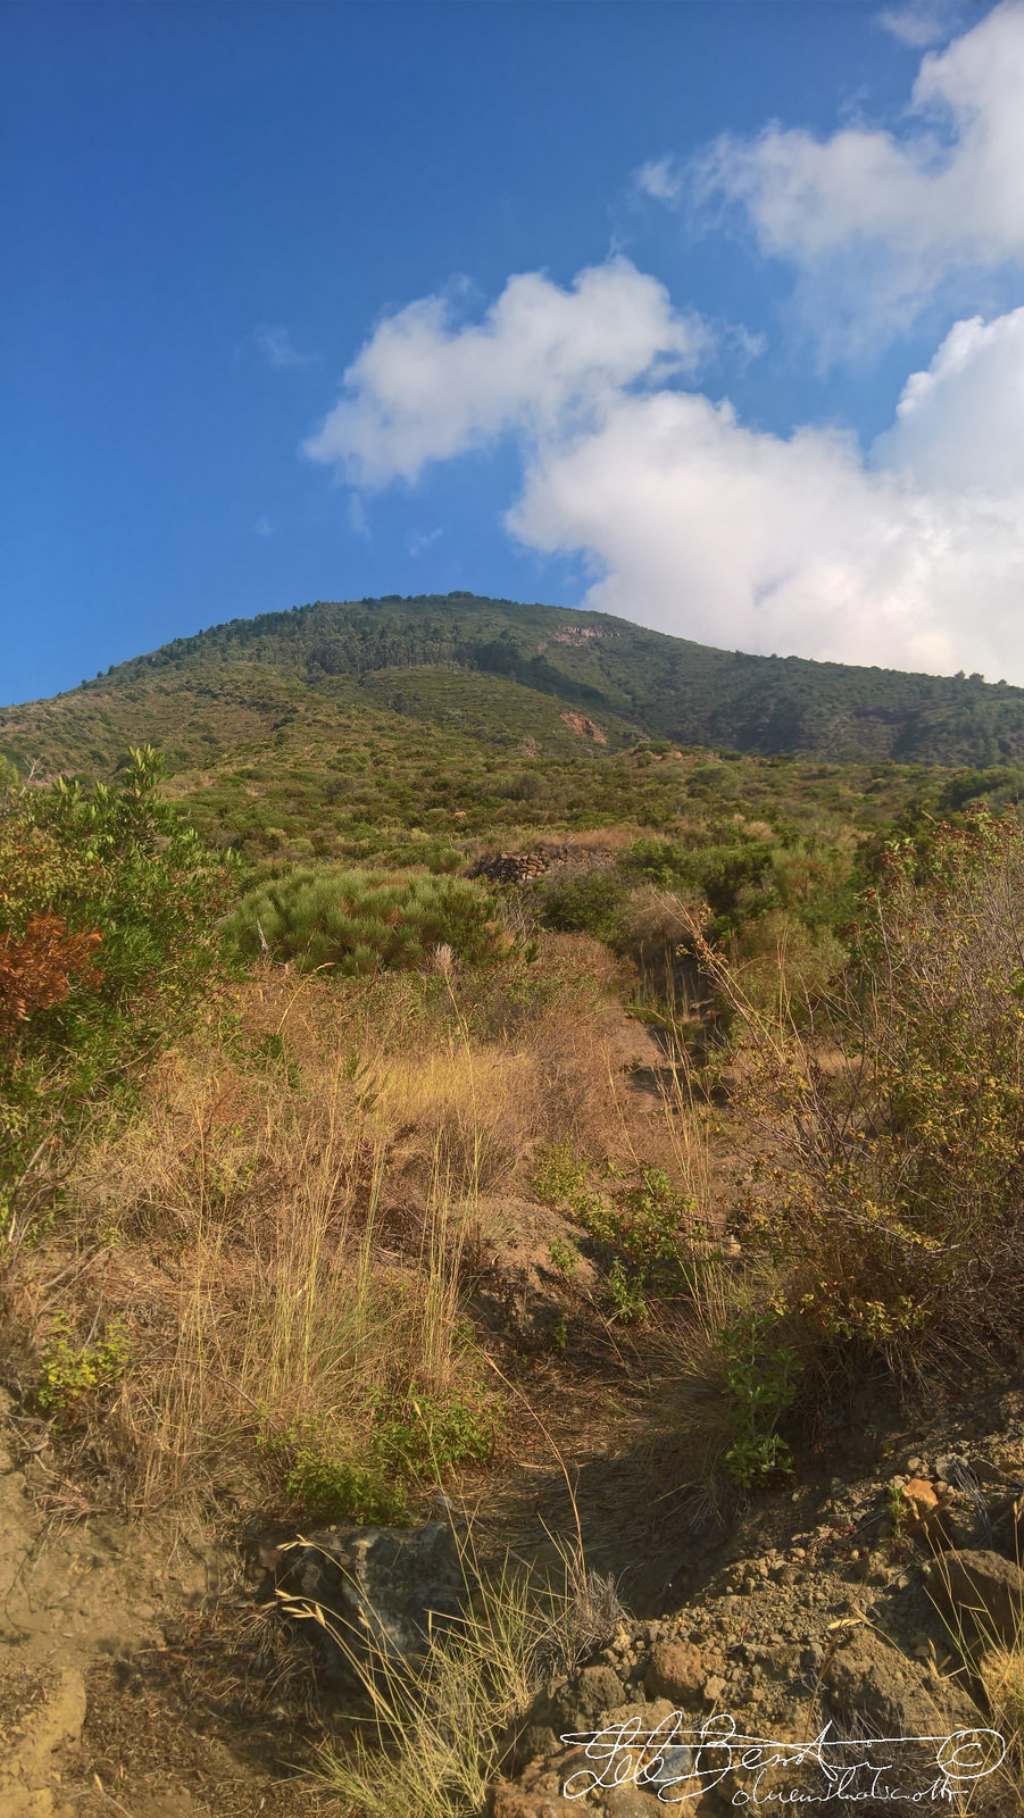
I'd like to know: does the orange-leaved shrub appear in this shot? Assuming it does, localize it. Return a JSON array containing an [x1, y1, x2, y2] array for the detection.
[[0, 747, 234, 1209], [0, 914, 102, 1034]]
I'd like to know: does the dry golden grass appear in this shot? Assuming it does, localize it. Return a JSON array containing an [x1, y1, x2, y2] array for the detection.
[[979, 1644, 1024, 1739], [7, 937, 711, 1519], [306, 1532, 622, 1818]]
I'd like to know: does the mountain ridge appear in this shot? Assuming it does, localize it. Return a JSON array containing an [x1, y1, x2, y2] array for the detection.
[[4, 591, 1024, 776]]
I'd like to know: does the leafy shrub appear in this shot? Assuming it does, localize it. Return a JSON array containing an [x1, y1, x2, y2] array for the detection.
[[265, 1388, 493, 1523], [226, 865, 508, 975], [720, 1313, 801, 1488], [382, 839, 462, 874], [533, 1146, 697, 1316], [0, 747, 232, 1199], [281, 1441, 409, 1526], [730, 908, 846, 1018], [706, 809, 1024, 1397], [621, 837, 692, 888], [373, 1390, 494, 1481], [38, 1314, 132, 1416], [605, 1258, 648, 1324], [538, 872, 629, 945]]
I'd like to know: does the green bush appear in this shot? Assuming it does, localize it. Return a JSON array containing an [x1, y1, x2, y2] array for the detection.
[[0, 747, 233, 1200], [538, 871, 629, 945], [621, 837, 692, 888], [37, 1314, 133, 1417], [730, 908, 846, 1018], [720, 1313, 801, 1488], [713, 809, 1024, 1396], [226, 865, 508, 975], [534, 1146, 698, 1316], [264, 1388, 493, 1523]]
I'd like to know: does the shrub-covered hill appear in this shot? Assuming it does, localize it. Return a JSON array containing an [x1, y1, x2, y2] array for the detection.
[[5, 591, 1024, 775]]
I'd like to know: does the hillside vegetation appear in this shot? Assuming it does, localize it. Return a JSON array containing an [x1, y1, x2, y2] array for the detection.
[[4, 601, 1024, 1813], [5, 592, 1024, 780]]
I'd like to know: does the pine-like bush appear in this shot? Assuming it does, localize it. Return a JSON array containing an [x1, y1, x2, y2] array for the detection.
[[227, 865, 507, 974]]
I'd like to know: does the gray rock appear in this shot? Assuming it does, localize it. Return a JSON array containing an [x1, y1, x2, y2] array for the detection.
[[555, 1662, 626, 1732], [275, 1519, 464, 1679], [578, 1661, 626, 1709], [823, 1624, 1005, 1817]]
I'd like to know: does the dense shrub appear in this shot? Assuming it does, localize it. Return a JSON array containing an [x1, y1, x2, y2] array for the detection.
[[538, 871, 629, 945], [708, 810, 1024, 1402], [0, 747, 232, 1201], [227, 865, 508, 974], [729, 908, 846, 1018]]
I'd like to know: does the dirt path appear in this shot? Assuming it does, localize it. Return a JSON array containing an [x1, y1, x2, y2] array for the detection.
[[0, 1391, 331, 1818]]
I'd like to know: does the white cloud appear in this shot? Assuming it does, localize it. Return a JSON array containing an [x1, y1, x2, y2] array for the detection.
[[690, 3, 1024, 353], [875, 303, 1024, 487], [254, 324, 315, 370], [634, 156, 684, 202], [877, 1, 962, 47], [409, 526, 443, 557], [303, 260, 710, 486], [305, 258, 1024, 681], [509, 378, 1024, 679], [254, 514, 274, 539]]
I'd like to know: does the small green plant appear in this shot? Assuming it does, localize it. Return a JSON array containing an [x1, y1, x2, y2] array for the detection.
[[532, 1143, 613, 1231], [534, 1148, 699, 1312], [611, 1167, 695, 1292], [605, 1258, 648, 1325], [532, 1143, 590, 1209], [249, 1030, 302, 1088], [38, 1315, 132, 1415], [886, 1481, 907, 1543], [373, 1390, 494, 1482], [284, 1441, 409, 1526], [720, 1313, 801, 1489], [263, 1388, 493, 1524], [547, 1237, 579, 1277]]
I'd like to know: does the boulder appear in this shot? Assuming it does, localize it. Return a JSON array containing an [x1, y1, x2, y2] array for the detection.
[[930, 1548, 1024, 1648], [645, 1638, 704, 1705], [571, 1662, 627, 1722], [823, 1625, 979, 1739], [989, 1489, 1024, 1561], [604, 1787, 668, 1816], [823, 1623, 1007, 1815], [274, 1519, 464, 1680]]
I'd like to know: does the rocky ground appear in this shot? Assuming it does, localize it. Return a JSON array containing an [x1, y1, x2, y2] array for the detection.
[[491, 1390, 1024, 1817], [5, 1339, 1024, 1818], [3, 1346, 1022, 1816]]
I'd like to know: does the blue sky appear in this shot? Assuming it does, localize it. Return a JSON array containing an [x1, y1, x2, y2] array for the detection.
[[4, 0, 1024, 705]]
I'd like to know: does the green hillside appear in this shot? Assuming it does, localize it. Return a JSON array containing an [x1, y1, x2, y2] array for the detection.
[[5, 593, 1024, 785]]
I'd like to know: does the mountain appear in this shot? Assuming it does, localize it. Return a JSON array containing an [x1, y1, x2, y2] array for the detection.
[[3, 594, 1024, 864], [6, 594, 1024, 774]]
